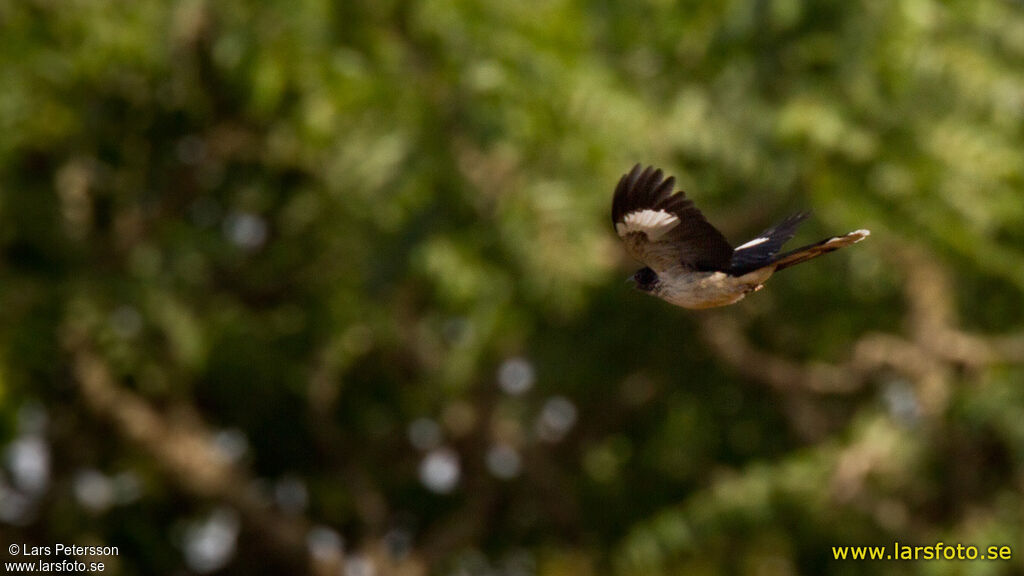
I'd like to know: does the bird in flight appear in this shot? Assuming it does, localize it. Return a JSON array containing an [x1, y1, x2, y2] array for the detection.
[[612, 164, 869, 309]]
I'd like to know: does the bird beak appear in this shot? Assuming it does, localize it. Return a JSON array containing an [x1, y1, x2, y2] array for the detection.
[[625, 275, 635, 284]]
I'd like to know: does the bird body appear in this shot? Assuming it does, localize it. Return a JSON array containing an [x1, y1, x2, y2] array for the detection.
[[612, 164, 869, 309], [648, 267, 773, 310]]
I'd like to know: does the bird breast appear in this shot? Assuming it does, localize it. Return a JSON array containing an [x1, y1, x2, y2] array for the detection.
[[655, 267, 775, 309]]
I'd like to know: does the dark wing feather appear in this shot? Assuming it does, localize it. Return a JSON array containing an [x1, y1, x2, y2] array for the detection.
[[612, 164, 734, 272], [611, 164, 675, 224], [728, 212, 810, 275]]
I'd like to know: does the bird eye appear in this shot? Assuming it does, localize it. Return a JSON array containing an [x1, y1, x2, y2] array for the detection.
[[634, 267, 658, 286]]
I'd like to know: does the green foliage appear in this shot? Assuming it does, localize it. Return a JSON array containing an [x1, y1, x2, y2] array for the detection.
[[1, 0, 1023, 574]]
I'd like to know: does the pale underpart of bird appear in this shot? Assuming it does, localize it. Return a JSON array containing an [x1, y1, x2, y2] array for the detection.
[[612, 164, 870, 309]]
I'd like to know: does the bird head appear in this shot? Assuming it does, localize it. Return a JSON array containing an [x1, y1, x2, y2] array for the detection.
[[631, 267, 660, 292]]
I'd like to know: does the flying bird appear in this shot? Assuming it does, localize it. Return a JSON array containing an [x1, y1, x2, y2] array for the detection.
[[612, 164, 869, 309]]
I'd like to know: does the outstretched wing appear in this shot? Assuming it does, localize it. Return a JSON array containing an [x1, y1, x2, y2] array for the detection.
[[728, 212, 810, 275], [611, 164, 734, 272]]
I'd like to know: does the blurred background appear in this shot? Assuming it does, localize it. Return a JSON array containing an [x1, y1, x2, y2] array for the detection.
[[2, 0, 1024, 574]]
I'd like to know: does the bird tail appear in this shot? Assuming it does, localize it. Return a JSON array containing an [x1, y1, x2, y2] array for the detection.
[[772, 229, 870, 272]]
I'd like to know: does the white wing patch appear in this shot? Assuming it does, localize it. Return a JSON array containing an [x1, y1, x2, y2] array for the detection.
[[615, 209, 680, 242], [734, 236, 769, 251]]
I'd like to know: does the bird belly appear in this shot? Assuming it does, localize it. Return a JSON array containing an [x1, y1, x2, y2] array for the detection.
[[657, 268, 774, 309]]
